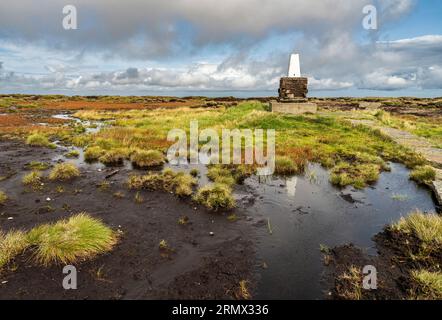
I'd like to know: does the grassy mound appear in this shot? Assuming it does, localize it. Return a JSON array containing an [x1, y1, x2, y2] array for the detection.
[[48, 163, 80, 181], [410, 165, 436, 184], [393, 211, 442, 246], [84, 146, 105, 162], [65, 150, 80, 158], [99, 148, 129, 165], [193, 183, 235, 211], [274, 156, 303, 176], [127, 168, 196, 197], [130, 149, 165, 167], [0, 230, 28, 269], [330, 162, 379, 189], [22, 171, 43, 188], [411, 270, 442, 300], [26, 133, 55, 148], [27, 213, 118, 265]]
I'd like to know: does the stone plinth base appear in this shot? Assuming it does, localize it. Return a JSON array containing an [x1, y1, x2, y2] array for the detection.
[[271, 100, 317, 115]]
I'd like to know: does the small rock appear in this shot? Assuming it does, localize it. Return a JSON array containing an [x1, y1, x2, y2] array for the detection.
[[1, 281, 8, 285], [209, 232, 214, 236], [46, 197, 51, 202], [7, 217, 13, 220]]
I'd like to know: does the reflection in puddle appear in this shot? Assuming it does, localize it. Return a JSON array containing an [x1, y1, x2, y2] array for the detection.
[[247, 163, 436, 299], [286, 176, 297, 197]]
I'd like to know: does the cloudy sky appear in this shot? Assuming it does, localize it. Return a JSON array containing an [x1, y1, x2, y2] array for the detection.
[[0, 0, 441, 97]]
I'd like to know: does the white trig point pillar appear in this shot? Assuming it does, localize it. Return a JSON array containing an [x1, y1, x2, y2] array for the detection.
[[288, 53, 301, 77]]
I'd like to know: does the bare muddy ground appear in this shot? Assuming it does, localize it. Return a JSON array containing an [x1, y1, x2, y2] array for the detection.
[[325, 227, 442, 300], [0, 140, 255, 299]]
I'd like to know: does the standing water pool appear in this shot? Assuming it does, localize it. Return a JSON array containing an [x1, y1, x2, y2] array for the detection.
[[244, 163, 436, 299]]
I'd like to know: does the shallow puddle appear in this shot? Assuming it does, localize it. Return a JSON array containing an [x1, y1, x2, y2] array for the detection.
[[245, 163, 436, 299]]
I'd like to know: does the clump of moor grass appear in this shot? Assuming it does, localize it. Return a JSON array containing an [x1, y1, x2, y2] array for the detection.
[[0, 230, 28, 270], [48, 163, 80, 181], [130, 149, 165, 168], [99, 148, 129, 166], [127, 168, 197, 197], [84, 146, 105, 162], [409, 165, 436, 185], [22, 171, 43, 188], [193, 183, 236, 211], [26, 133, 55, 148], [26, 213, 118, 265]]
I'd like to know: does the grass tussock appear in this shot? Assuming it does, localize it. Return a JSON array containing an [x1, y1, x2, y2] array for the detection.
[[330, 162, 379, 189], [26, 213, 118, 266], [48, 163, 80, 181], [207, 164, 253, 186], [22, 171, 43, 188], [84, 146, 105, 162], [130, 149, 165, 168], [411, 270, 442, 300], [336, 266, 363, 300], [193, 183, 235, 211], [25, 161, 49, 170], [99, 148, 129, 166], [0, 190, 7, 205], [392, 211, 442, 245], [127, 168, 197, 197], [409, 165, 436, 184], [65, 150, 80, 158], [26, 133, 55, 148], [0, 230, 28, 270], [274, 156, 303, 176]]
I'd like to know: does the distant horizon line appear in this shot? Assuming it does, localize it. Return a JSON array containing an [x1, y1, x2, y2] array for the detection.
[[1, 89, 441, 99]]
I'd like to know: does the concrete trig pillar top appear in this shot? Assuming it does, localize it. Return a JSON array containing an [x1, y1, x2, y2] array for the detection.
[[288, 53, 301, 77]]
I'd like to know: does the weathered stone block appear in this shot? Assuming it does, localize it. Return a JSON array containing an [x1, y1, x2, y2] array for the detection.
[[270, 100, 317, 115], [278, 77, 308, 99]]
